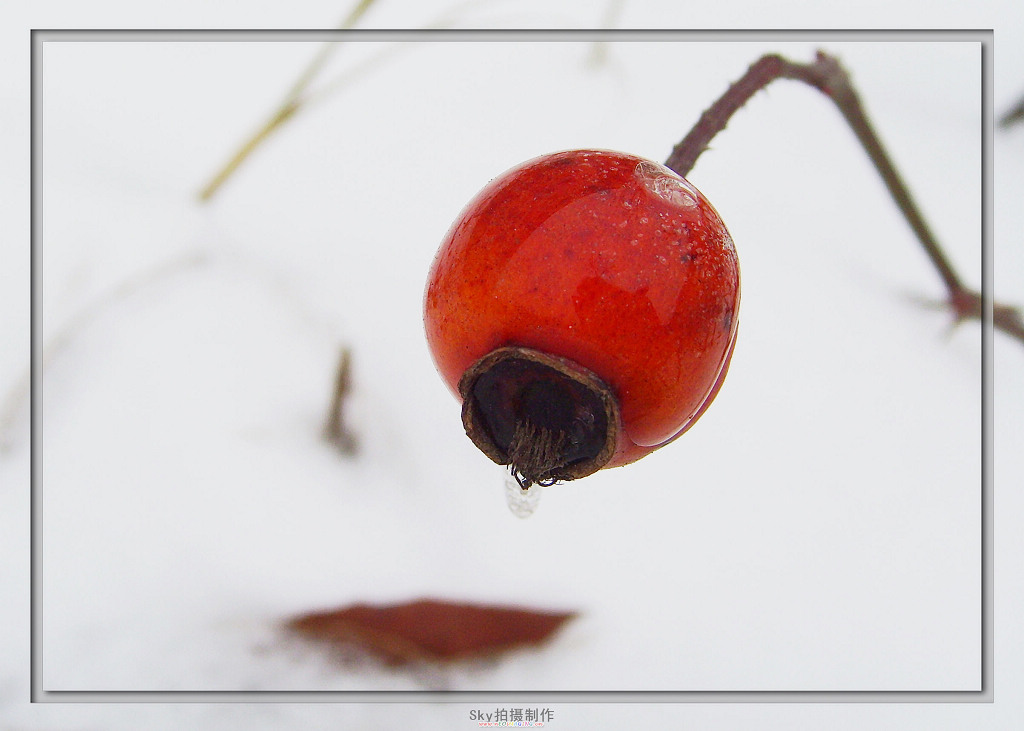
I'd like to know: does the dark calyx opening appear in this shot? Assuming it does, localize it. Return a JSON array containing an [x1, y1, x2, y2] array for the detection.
[[459, 347, 619, 488]]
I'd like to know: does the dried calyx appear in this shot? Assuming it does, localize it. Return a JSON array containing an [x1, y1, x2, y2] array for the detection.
[[458, 346, 619, 488]]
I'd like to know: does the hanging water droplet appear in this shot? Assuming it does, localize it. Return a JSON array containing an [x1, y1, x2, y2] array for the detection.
[[504, 473, 542, 518]]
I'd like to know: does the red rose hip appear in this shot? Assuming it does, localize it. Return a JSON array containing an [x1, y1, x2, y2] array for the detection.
[[424, 149, 740, 487]]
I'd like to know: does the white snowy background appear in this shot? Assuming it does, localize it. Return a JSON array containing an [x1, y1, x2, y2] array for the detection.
[[2, 0, 1023, 729]]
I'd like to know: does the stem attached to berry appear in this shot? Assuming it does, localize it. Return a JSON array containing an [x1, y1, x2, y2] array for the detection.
[[666, 51, 1023, 345]]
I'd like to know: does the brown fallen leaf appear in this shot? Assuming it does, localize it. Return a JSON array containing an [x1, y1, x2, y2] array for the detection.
[[286, 598, 577, 666]]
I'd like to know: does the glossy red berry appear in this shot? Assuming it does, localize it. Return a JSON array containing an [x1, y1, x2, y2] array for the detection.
[[424, 149, 740, 486]]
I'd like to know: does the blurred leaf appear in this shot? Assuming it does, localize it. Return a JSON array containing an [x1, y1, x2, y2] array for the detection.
[[287, 598, 576, 665]]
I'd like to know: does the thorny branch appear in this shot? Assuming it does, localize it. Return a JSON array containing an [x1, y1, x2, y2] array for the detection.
[[666, 51, 1023, 346]]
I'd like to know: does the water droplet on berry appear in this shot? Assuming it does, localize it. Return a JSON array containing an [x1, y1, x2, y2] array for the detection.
[[504, 473, 543, 518], [634, 160, 699, 210]]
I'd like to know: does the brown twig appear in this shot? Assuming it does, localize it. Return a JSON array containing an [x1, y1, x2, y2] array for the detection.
[[666, 51, 1022, 345], [322, 346, 358, 456]]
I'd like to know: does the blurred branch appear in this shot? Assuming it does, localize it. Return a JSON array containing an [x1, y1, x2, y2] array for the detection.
[[1000, 92, 1024, 129], [322, 346, 358, 456], [197, 0, 377, 202], [584, 0, 625, 69], [197, 0, 504, 203], [1, 252, 208, 454], [2, 247, 354, 455], [667, 51, 1022, 346]]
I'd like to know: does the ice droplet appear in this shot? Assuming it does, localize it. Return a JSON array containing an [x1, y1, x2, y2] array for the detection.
[[504, 473, 543, 518], [634, 160, 699, 210]]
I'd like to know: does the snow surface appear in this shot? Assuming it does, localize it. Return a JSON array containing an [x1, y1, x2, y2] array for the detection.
[[3, 1, 1024, 729]]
